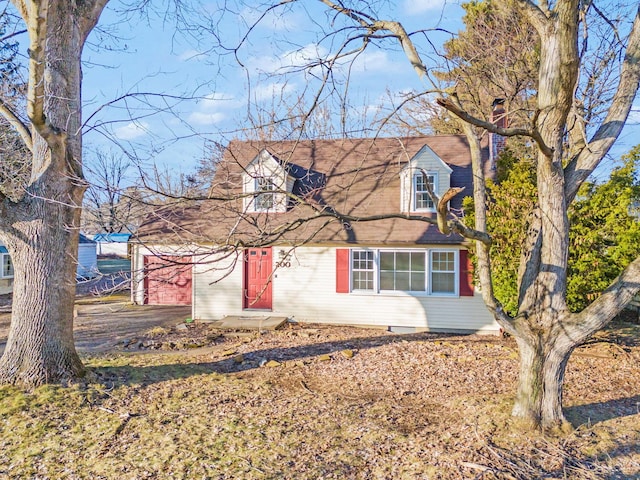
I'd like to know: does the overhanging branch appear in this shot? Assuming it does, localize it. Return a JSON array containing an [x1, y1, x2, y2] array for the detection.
[[0, 99, 32, 152], [564, 6, 640, 201], [435, 97, 554, 157]]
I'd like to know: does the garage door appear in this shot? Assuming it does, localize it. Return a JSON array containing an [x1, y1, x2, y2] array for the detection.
[[144, 255, 192, 305]]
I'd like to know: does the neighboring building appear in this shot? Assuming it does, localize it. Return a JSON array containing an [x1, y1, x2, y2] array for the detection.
[[92, 233, 131, 257], [132, 136, 499, 334], [77, 234, 98, 279]]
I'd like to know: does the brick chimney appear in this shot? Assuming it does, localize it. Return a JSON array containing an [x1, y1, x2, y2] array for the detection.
[[489, 98, 507, 170]]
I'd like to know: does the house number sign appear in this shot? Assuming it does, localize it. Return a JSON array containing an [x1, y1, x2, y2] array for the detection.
[[276, 250, 292, 268]]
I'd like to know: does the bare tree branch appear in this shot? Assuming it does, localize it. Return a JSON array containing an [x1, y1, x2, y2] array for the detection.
[[564, 6, 640, 201], [0, 28, 26, 42], [0, 98, 32, 151], [435, 97, 553, 157], [9, 0, 27, 22], [571, 255, 640, 343], [512, 0, 550, 28], [78, 0, 110, 42]]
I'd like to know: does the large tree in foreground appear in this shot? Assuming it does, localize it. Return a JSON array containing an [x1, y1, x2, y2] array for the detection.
[[0, 0, 108, 385], [310, 0, 640, 429]]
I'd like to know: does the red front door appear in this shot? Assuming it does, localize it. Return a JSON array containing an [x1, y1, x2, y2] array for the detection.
[[244, 248, 273, 309]]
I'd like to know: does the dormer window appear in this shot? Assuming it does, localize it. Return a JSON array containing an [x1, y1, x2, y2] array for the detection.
[[414, 172, 437, 211], [399, 145, 451, 214], [243, 150, 295, 213], [254, 177, 275, 211]]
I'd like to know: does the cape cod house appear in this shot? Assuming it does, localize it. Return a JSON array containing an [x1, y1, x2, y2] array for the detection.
[[131, 135, 499, 334]]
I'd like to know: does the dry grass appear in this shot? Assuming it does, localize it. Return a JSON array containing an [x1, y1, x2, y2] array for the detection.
[[0, 321, 639, 479]]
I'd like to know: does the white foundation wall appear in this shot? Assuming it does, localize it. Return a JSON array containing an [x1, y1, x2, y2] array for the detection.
[[193, 246, 499, 334]]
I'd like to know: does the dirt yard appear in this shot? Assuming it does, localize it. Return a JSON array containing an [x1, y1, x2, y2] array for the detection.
[[0, 293, 191, 354], [0, 294, 638, 478]]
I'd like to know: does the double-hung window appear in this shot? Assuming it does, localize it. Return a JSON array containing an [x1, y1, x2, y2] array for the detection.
[[254, 177, 275, 211], [430, 250, 456, 294], [351, 250, 375, 291], [414, 172, 437, 211], [1, 254, 13, 278]]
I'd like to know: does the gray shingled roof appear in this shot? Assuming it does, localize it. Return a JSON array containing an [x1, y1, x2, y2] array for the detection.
[[138, 135, 488, 247]]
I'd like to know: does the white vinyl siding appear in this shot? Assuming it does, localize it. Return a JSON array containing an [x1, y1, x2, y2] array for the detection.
[[190, 246, 498, 334]]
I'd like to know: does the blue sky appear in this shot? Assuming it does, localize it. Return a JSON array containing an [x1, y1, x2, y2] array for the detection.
[[54, 0, 640, 177], [79, 0, 473, 173]]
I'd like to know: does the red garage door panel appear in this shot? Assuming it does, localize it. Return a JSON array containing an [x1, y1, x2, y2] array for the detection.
[[144, 255, 192, 305]]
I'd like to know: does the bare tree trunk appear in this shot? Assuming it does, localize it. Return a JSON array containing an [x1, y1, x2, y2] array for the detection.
[[0, 0, 107, 386], [512, 329, 575, 429], [0, 219, 84, 385], [0, 139, 86, 385]]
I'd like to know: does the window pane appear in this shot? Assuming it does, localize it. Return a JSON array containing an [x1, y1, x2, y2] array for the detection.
[[432, 272, 455, 293], [411, 252, 425, 271], [430, 251, 455, 294], [353, 271, 374, 290], [416, 193, 432, 210], [2, 255, 13, 277], [432, 251, 454, 270], [352, 250, 374, 291], [395, 252, 410, 270], [411, 272, 425, 290], [414, 173, 435, 210], [380, 271, 394, 290], [379, 251, 426, 292], [380, 252, 394, 271], [257, 177, 274, 191], [395, 272, 410, 291], [255, 177, 274, 210]]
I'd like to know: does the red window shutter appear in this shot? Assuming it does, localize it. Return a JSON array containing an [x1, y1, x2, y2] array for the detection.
[[459, 249, 474, 296], [336, 249, 350, 293]]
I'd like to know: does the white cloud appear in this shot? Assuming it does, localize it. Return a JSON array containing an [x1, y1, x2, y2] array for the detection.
[[178, 49, 207, 61], [248, 43, 329, 75], [403, 0, 447, 15], [185, 92, 239, 126], [188, 111, 226, 126], [200, 92, 237, 109], [347, 50, 395, 74], [240, 7, 301, 31], [113, 121, 149, 140], [251, 82, 297, 102]]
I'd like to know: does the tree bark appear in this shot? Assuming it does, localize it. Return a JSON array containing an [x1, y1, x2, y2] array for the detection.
[[0, 215, 85, 385], [511, 328, 575, 429], [0, 0, 107, 386]]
